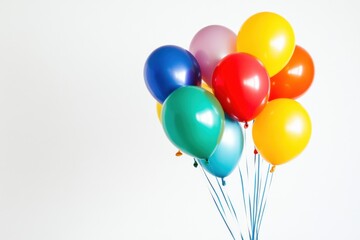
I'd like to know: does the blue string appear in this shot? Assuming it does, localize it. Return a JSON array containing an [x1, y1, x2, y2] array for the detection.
[[255, 163, 271, 234], [227, 193, 239, 224], [226, 193, 244, 240], [253, 154, 262, 239], [239, 167, 251, 239], [251, 152, 260, 239], [257, 172, 274, 235], [202, 167, 226, 216], [199, 124, 274, 240], [216, 178, 232, 214], [246, 159, 253, 237], [209, 190, 236, 240]]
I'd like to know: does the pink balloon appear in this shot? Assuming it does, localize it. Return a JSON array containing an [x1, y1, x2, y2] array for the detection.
[[190, 25, 236, 87]]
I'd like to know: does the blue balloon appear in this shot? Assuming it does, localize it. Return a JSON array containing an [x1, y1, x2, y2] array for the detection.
[[199, 116, 244, 179], [144, 45, 202, 103]]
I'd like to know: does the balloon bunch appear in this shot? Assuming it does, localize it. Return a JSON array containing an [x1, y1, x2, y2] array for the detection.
[[144, 11, 314, 240]]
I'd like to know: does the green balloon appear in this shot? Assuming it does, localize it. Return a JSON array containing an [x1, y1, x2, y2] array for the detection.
[[162, 86, 225, 159]]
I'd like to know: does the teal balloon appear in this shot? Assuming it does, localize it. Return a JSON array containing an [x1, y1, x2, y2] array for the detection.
[[199, 116, 244, 178], [162, 86, 225, 159]]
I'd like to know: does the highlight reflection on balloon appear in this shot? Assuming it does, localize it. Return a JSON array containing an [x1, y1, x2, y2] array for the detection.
[[144, 45, 202, 103], [212, 53, 270, 122], [162, 86, 224, 159]]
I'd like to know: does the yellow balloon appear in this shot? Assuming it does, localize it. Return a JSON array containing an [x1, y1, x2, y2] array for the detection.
[[252, 99, 311, 165], [236, 12, 295, 77], [201, 81, 213, 94], [156, 102, 162, 122]]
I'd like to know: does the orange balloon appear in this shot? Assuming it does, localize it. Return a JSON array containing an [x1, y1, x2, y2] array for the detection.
[[269, 45, 315, 100]]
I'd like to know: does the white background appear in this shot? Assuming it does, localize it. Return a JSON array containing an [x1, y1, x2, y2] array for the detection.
[[1, 0, 359, 239]]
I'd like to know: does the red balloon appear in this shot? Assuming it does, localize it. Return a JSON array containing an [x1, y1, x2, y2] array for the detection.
[[212, 53, 270, 122], [269, 45, 315, 100]]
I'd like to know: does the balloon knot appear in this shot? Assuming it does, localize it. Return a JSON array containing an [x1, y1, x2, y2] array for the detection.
[[254, 149, 258, 155], [193, 159, 198, 168], [175, 150, 183, 157], [221, 178, 226, 186], [270, 165, 276, 173], [244, 122, 249, 129]]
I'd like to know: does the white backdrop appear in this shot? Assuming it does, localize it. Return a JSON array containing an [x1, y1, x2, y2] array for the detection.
[[1, 0, 359, 239]]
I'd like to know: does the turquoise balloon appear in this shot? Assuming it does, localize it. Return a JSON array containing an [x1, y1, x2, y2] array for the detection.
[[162, 86, 224, 159], [199, 116, 244, 178]]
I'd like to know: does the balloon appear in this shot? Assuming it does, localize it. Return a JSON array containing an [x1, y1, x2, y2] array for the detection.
[[156, 102, 162, 122], [162, 86, 224, 159], [198, 116, 244, 178], [190, 25, 236, 87], [144, 45, 202, 103], [236, 12, 295, 77], [201, 81, 213, 94], [269, 45, 315, 100], [212, 53, 270, 122], [252, 99, 312, 165]]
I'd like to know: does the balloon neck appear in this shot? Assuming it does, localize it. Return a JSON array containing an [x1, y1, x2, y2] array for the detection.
[[221, 178, 226, 186], [270, 165, 276, 173], [175, 150, 183, 157], [193, 159, 198, 168], [254, 148, 258, 155], [244, 122, 249, 129]]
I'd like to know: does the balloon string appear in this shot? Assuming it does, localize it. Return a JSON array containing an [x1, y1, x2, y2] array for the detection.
[[218, 178, 245, 240], [202, 167, 237, 239], [216, 178, 232, 216], [227, 193, 239, 225], [254, 159, 271, 237], [257, 169, 274, 235], [199, 122, 275, 240], [239, 167, 248, 218], [239, 166, 251, 239], [256, 155, 263, 239], [244, 127, 254, 239], [202, 167, 226, 215], [209, 191, 236, 240], [251, 153, 261, 239]]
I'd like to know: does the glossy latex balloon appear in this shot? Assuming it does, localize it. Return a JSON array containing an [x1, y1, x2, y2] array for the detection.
[[212, 53, 270, 122], [199, 116, 244, 178], [252, 99, 312, 165], [269, 45, 315, 100], [162, 86, 224, 159], [144, 45, 201, 103], [190, 25, 236, 87], [236, 12, 295, 77]]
